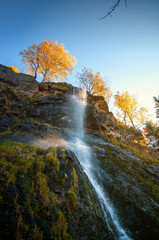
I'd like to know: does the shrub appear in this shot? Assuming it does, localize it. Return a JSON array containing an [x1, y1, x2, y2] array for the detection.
[[7, 65, 20, 73]]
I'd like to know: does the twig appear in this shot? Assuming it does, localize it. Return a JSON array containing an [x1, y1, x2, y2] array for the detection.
[[99, 0, 127, 20]]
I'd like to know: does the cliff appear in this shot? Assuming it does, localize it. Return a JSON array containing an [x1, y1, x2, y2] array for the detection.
[[0, 64, 159, 240]]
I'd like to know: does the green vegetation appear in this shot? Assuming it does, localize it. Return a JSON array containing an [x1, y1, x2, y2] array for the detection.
[[0, 131, 13, 136], [102, 144, 159, 201], [70, 167, 78, 192], [143, 121, 159, 151], [0, 141, 74, 240], [66, 189, 78, 212], [111, 139, 159, 164], [52, 209, 73, 240], [46, 146, 60, 171]]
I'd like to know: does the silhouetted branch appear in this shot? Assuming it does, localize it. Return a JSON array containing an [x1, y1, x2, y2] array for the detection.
[[99, 0, 127, 20]]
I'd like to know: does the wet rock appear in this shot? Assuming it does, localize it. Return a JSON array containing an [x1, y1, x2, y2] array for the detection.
[[0, 115, 15, 132], [93, 142, 159, 239]]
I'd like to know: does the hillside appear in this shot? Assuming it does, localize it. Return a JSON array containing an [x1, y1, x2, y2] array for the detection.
[[0, 64, 159, 240]]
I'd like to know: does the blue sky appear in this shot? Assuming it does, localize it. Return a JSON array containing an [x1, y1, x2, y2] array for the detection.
[[0, 0, 159, 120]]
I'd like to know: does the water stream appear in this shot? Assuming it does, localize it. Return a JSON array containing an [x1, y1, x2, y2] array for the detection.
[[68, 89, 132, 240]]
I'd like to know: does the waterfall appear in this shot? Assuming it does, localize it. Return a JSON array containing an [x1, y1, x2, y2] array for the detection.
[[68, 88, 132, 240]]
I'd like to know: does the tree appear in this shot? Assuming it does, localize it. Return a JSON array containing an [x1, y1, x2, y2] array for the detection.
[[38, 40, 77, 82], [114, 91, 150, 128], [115, 91, 138, 127], [154, 95, 159, 120], [99, 0, 127, 20], [20, 42, 40, 79], [143, 121, 159, 150], [20, 41, 77, 82], [76, 67, 112, 103]]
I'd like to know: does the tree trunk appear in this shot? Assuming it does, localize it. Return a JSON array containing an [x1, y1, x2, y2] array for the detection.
[[43, 72, 47, 82], [34, 71, 37, 79], [129, 116, 135, 128], [124, 111, 127, 126]]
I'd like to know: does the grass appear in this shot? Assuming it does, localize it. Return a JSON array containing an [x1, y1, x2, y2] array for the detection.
[[111, 140, 159, 164], [0, 141, 73, 240]]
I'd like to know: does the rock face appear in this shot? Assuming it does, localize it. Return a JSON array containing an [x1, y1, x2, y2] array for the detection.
[[86, 95, 121, 141], [0, 64, 120, 141], [90, 138, 159, 240], [0, 64, 38, 97], [0, 66, 159, 239], [0, 67, 115, 239]]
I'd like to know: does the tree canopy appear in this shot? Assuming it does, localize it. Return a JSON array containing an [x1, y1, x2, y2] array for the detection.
[[76, 67, 112, 103], [20, 40, 77, 82], [115, 91, 150, 128]]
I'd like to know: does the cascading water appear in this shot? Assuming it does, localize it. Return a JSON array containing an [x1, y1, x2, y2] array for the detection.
[[68, 88, 132, 240]]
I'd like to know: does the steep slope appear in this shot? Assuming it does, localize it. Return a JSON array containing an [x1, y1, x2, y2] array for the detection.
[[0, 64, 159, 239], [0, 142, 112, 240]]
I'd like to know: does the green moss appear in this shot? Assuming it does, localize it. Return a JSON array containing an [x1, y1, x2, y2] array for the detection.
[[37, 172, 50, 207], [62, 148, 66, 159], [52, 209, 70, 240], [0, 131, 13, 136], [70, 167, 78, 192], [46, 149, 60, 171], [66, 189, 78, 212], [0, 142, 75, 239], [36, 155, 45, 172]]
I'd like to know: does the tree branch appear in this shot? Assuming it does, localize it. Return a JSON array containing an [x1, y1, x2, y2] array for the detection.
[[99, 0, 127, 20]]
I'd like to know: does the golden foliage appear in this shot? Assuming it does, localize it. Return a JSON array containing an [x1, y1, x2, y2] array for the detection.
[[76, 67, 112, 103], [20, 41, 77, 82], [7, 66, 20, 73], [115, 91, 151, 128]]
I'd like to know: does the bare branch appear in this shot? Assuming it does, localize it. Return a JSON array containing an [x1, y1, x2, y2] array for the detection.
[[99, 0, 127, 20]]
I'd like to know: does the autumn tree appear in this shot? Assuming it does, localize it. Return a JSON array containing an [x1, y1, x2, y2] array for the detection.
[[20, 40, 77, 82], [20, 42, 40, 79], [115, 91, 150, 128], [76, 67, 112, 103]]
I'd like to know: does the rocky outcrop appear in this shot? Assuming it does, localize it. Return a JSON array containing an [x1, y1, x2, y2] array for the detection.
[[0, 64, 38, 97], [86, 94, 121, 141], [0, 65, 121, 141]]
